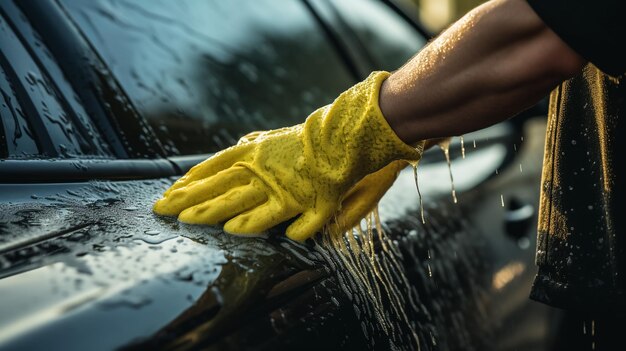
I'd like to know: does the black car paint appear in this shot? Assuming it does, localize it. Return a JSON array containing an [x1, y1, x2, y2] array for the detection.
[[0, 0, 560, 350]]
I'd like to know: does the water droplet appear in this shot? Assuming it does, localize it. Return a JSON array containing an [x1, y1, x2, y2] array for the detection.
[[25, 71, 37, 85], [517, 237, 530, 249], [144, 230, 160, 236], [211, 286, 224, 306], [140, 236, 174, 245], [591, 319, 595, 336], [353, 304, 361, 319], [500, 194, 505, 207], [571, 140, 577, 145], [439, 140, 457, 203], [459, 135, 465, 159]]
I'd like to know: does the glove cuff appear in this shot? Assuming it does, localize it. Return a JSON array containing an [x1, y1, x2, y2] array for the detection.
[[331, 70, 424, 173], [303, 71, 424, 186], [363, 71, 425, 165]]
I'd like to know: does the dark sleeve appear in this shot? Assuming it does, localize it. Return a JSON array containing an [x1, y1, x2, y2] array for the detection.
[[527, 0, 626, 77]]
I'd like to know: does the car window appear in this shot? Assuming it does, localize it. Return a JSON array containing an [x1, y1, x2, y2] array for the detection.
[[0, 11, 109, 159], [329, 0, 427, 71], [59, 0, 356, 156]]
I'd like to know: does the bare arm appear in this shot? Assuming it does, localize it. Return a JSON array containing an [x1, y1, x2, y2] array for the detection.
[[381, 0, 586, 144]]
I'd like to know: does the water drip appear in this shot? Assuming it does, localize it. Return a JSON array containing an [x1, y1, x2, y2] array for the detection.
[[413, 165, 426, 224], [321, 209, 422, 350], [438, 139, 457, 203]]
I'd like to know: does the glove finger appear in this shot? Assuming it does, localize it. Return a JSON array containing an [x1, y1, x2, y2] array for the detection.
[[163, 143, 254, 197], [154, 166, 252, 216], [329, 161, 406, 235], [223, 200, 297, 235], [286, 206, 335, 242], [237, 131, 263, 145], [177, 183, 267, 225], [237, 127, 292, 145]]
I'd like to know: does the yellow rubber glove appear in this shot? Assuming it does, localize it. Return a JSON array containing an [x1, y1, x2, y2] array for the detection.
[[153, 71, 425, 241]]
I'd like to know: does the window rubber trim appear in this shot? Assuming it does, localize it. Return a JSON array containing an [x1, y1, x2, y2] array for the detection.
[[0, 158, 178, 183]]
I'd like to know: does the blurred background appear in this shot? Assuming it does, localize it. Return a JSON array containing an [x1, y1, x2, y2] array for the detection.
[[410, 0, 485, 32]]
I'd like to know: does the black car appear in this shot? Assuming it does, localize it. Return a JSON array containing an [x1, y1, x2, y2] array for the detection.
[[0, 0, 561, 350]]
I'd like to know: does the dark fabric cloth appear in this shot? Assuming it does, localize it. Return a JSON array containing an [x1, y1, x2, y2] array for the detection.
[[527, 0, 626, 77], [530, 65, 626, 312], [526, 0, 626, 312]]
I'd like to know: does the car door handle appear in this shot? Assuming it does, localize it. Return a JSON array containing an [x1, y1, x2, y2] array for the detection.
[[504, 197, 535, 240]]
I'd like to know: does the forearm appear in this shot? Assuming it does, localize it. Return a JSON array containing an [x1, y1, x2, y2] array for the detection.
[[381, 0, 586, 144]]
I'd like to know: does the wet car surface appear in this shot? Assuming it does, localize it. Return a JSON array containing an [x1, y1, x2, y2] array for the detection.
[[1, 0, 561, 350]]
